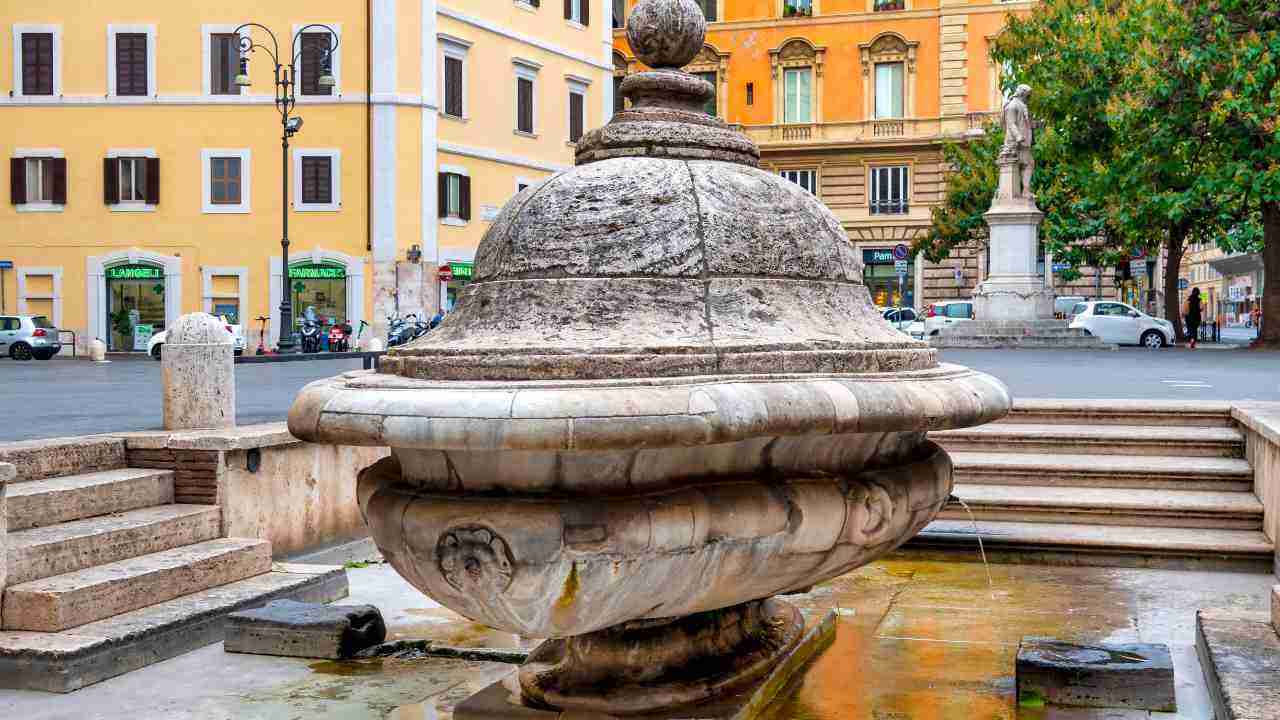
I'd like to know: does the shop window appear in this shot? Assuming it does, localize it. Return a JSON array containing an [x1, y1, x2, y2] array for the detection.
[[289, 263, 347, 332], [870, 165, 909, 215], [105, 264, 166, 351], [780, 169, 817, 194]]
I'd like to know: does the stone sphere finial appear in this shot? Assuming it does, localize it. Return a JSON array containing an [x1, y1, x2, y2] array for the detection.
[[626, 0, 706, 69]]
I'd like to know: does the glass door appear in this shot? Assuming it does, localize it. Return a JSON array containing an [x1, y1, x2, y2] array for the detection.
[[106, 266, 165, 351]]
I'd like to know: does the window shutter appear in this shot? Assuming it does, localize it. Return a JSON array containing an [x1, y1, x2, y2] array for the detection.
[[51, 158, 67, 205], [146, 157, 160, 204], [582, 0, 590, 26], [438, 172, 448, 218], [459, 175, 471, 221], [570, 92, 584, 142], [10, 158, 26, 205], [104, 158, 119, 204], [565, 0, 573, 20]]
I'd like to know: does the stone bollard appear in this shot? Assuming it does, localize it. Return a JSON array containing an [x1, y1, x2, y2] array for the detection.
[[0, 462, 11, 626], [89, 338, 108, 362], [162, 312, 236, 430], [364, 337, 384, 352]]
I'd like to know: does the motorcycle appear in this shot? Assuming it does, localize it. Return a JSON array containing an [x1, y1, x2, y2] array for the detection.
[[386, 313, 431, 347], [299, 307, 323, 353], [328, 321, 352, 353]]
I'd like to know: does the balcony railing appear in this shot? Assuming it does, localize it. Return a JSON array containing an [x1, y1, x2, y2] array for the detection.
[[872, 120, 905, 137], [741, 118, 946, 145], [781, 125, 813, 141]]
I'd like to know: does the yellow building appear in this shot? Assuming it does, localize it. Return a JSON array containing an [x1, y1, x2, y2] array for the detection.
[[0, 1, 613, 354]]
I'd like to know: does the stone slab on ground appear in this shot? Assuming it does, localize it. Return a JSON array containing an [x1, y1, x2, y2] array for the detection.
[[0, 563, 347, 693], [225, 599, 385, 659], [1197, 608, 1280, 720], [1015, 637, 1175, 712], [454, 608, 838, 720]]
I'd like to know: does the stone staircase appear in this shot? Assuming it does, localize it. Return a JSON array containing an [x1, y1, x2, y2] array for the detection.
[[909, 400, 1273, 570], [0, 436, 348, 692], [929, 320, 1117, 349]]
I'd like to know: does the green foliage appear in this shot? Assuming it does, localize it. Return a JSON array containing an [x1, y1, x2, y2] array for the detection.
[[915, 127, 1000, 264]]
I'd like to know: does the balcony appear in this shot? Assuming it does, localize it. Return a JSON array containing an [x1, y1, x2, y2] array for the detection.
[[740, 118, 945, 146]]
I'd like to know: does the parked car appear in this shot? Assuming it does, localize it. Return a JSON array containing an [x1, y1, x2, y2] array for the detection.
[[906, 319, 926, 340], [148, 316, 245, 360], [1068, 301, 1089, 321], [879, 306, 918, 333], [0, 314, 62, 360], [916, 300, 975, 338], [1068, 301, 1174, 348], [1054, 295, 1087, 319]]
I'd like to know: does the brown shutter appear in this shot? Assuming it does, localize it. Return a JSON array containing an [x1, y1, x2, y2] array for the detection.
[[117, 33, 148, 96], [518, 79, 533, 133], [565, 0, 572, 19], [51, 158, 67, 205], [104, 158, 119, 204], [445, 57, 464, 117], [459, 175, 471, 221], [582, 0, 590, 26], [705, 0, 717, 22], [570, 92, 584, 142], [10, 158, 26, 205], [438, 172, 448, 217], [146, 157, 160, 204]]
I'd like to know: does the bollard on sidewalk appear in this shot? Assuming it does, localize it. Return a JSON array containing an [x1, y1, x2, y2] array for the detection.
[[162, 312, 236, 430]]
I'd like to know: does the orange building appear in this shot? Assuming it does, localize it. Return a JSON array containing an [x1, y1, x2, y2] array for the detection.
[[612, 0, 1113, 310]]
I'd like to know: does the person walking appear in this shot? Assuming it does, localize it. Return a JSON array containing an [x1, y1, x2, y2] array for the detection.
[[1186, 287, 1203, 349]]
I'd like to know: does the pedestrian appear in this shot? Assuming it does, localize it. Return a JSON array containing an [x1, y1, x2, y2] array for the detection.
[[1185, 287, 1203, 349]]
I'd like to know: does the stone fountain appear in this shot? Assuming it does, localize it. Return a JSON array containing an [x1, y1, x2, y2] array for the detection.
[[289, 0, 1010, 715]]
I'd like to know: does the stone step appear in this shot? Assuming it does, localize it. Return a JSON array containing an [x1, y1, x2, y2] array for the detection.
[[0, 563, 349, 692], [932, 423, 1243, 458], [904, 520, 1273, 571], [3, 538, 273, 632], [5, 505, 222, 587], [6, 468, 176, 531], [1000, 399, 1236, 428], [942, 484, 1264, 530], [931, 336, 1117, 349], [0, 436, 127, 483], [951, 452, 1254, 491]]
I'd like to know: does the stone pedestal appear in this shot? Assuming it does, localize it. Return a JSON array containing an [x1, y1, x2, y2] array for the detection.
[[162, 312, 235, 430], [972, 201, 1055, 323]]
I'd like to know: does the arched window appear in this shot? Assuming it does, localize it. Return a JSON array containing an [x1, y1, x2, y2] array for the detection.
[[769, 38, 825, 125], [859, 33, 918, 121], [683, 44, 730, 118]]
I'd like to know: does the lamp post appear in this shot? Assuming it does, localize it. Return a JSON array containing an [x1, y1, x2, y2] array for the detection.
[[233, 23, 338, 352]]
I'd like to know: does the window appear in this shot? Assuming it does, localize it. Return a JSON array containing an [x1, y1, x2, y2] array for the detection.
[[299, 32, 334, 96], [211, 158, 241, 205], [613, 0, 626, 27], [613, 74, 625, 113], [115, 33, 148, 96], [117, 158, 149, 203], [9, 154, 66, 208], [783, 68, 812, 123], [693, 0, 718, 21], [780, 169, 817, 194], [869, 166, 909, 215], [210, 33, 240, 95], [875, 62, 905, 118], [513, 60, 540, 135], [202, 149, 251, 213], [444, 55, 464, 117], [565, 0, 589, 25], [569, 90, 585, 142], [746, 82, 754, 105], [696, 71, 718, 116], [438, 170, 471, 223], [875, 0, 906, 10], [784, 0, 813, 17], [104, 153, 159, 208], [1093, 303, 1129, 317], [20, 32, 54, 95], [301, 157, 331, 204], [944, 303, 973, 319]]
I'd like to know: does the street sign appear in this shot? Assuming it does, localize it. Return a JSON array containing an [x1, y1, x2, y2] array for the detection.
[[437, 264, 454, 282], [1052, 262, 1070, 273], [0, 261, 12, 269], [894, 259, 910, 273], [1178, 278, 1189, 290], [892, 244, 910, 261]]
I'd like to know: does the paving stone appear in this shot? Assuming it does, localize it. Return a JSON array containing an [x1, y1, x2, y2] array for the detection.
[[224, 599, 385, 659], [1016, 637, 1175, 712], [1197, 609, 1280, 720]]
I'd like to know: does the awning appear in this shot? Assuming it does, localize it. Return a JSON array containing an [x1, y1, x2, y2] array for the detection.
[[1208, 251, 1263, 278]]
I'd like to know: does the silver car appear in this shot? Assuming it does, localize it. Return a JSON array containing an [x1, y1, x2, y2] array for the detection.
[[0, 315, 62, 360]]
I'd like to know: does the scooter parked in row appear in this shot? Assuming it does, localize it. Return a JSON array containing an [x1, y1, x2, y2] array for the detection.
[[386, 313, 430, 348], [299, 307, 323, 353]]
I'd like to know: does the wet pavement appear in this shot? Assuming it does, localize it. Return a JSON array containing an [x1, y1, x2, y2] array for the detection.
[[3, 557, 1272, 719]]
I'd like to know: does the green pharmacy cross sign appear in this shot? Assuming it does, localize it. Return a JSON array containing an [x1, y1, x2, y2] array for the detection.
[[106, 265, 164, 280], [448, 261, 474, 280], [289, 265, 347, 280]]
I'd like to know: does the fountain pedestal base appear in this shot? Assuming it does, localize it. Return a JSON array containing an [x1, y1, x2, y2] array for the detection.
[[455, 604, 837, 720]]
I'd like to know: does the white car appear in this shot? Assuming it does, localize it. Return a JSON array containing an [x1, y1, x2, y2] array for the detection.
[[919, 300, 975, 338], [149, 316, 245, 360], [1069, 301, 1174, 348]]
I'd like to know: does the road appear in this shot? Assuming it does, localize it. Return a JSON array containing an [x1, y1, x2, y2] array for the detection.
[[2, 346, 1277, 442]]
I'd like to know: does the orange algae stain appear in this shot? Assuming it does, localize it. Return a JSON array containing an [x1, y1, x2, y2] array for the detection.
[[556, 562, 580, 610]]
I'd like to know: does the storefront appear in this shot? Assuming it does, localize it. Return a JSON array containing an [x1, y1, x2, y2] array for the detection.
[[442, 261, 474, 312], [289, 262, 348, 330], [1210, 252, 1265, 325], [861, 248, 914, 309], [105, 264, 166, 351]]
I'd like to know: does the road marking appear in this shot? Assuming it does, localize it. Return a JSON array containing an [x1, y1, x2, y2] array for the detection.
[[1161, 379, 1213, 390]]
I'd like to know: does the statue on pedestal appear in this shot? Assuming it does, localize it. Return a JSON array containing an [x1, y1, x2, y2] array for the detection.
[[997, 84, 1035, 204]]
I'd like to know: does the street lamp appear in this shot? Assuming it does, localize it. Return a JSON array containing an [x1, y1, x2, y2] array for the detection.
[[233, 23, 338, 352]]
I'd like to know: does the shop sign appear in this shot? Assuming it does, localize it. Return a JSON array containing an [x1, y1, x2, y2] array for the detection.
[[289, 265, 346, 280], [0, 260, 13, 269], [1129, 260, 1148, 276], [1228, 285, 1248, 302], [894, 259, 910, 273], [449, 261, 474, 281], [862, 249, 895, 265], [106, 264, 164, 280]]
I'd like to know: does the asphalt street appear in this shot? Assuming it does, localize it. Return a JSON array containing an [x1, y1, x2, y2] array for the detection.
[[2, 345, 1277, 442]]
